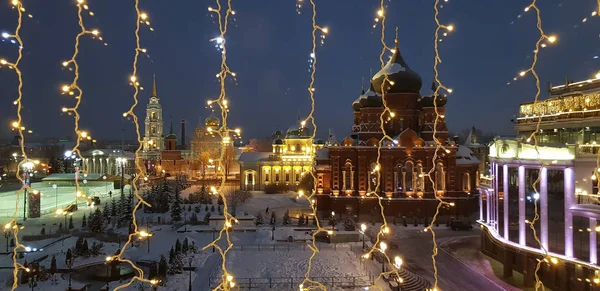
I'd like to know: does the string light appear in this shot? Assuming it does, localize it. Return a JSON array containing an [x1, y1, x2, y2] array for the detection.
[[60, 0, 106, 211], [199, 1, 239, 290], [513, 1, 554, 289], [113, 1, 155, 290], [0, 0, 33, 289], [294, 0, 332, 289]]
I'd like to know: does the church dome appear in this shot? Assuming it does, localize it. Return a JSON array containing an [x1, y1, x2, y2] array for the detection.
[[166, 133, 177, 139], [420, 95, 447, 107], [273, 138, 283, 145], [205, 116, 220, 127], [371, 42, 422, 95], [357, 84, 382, 108]]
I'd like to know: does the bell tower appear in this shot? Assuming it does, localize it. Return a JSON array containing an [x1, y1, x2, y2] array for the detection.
[[143, 74, 165, 156]]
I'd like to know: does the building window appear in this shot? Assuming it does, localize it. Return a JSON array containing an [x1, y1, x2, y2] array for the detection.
[[275, 173, 280, 183], [264, 168, 270, 182], [462, 172, 471, 192], [151, 112, 156, 120], [285, 173, 290, 183], [395, 165, 403, 192], [475, 170, 480, 187], [369, 163, 379, 192], [435, 162, 445, 192], [343, 162, 353, 190], [416, 164, 424, 192], [295, 172, 300, 182], [404, 162, 414, 192], [151, 126, 156, 134]]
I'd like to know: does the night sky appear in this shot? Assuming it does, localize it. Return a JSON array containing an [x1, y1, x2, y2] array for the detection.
[[1, 0, 599, 142]]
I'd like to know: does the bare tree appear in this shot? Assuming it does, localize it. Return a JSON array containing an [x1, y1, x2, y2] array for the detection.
[[224, 189, 252, 217], [222, 145, 237, 177], [246, 138, 273, 152]]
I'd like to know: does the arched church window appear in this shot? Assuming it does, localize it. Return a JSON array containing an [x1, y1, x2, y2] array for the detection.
[[435, 162, 445, 192], [462, 172, 471, 192], [369, 163, 379, 192], [343, 162, 353, 190], [416, 163, 424, 191], [395, 164, 403, 192], [404, 162, 414, 192]]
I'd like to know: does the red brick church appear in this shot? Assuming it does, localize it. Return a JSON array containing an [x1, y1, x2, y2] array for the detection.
[[314, 41, 480, 219]]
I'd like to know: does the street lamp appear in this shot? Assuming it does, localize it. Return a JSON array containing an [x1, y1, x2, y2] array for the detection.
[[52, 184, 58, 210], [102, 175, 107, 197], [3, 223, 11, 253], [139, 231, 153, 253], [150, 279, 160, 291], [188, 255, 195, 291], [380, 242, 387, 272], [360, 223, 367, 250], [393, 256, 403, 269]]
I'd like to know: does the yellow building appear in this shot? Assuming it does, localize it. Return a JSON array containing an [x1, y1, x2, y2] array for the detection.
[[238, 123, 325, 191]]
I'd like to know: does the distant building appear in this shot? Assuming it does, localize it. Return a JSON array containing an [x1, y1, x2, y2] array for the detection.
[[141, 75, 165, 160], [238, 124, 325, 191], [463, 127, 488, 175], [479, 77, 600, 290]]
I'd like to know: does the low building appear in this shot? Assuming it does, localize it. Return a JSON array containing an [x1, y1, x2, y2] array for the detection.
[[237, 125, 325, 191]]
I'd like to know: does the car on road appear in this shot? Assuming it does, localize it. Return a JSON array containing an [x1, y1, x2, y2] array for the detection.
[[450, 220, 473, 231], [87, 196, 101, 206], [64, 204, 77, 213]]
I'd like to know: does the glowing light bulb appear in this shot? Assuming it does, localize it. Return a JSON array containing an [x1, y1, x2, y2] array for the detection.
[[596, 72, 600, 79], [547, 35, 556, 43], [377, 10, 383, 17], [446, 25, 454, 31], [130, 76, 137, 82], [11, 121, 19, 128], [77, 0, 84, 4], [140, 13, 148, 20], [321, 27, 328, 33], [1, 32, 9, 39], [0, 59, 7, 65], [91, 29, 99, 36], [519, 71, 526, 77]]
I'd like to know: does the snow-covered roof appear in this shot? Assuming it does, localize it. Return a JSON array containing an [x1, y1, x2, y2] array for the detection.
[[316, 148, 329, 160], [373, 62, 406, 79], [210, 214, 255, 220], [238, 152, 271, 163], [455, 145, 480, 165]]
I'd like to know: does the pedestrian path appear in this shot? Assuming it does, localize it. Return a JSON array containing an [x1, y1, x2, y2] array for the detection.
[[192, 253, 222, 291]]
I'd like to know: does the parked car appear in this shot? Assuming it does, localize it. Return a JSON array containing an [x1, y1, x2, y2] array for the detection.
[[64, 204, 78, 213], [450, 220, 473, 231], [87, 196, 101, 206]]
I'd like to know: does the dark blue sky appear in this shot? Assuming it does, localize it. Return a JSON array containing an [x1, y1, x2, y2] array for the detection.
[[1, 0, 599, 141]]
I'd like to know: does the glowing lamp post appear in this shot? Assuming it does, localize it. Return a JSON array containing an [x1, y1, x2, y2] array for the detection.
[[52, 184, 58, 210], [3, 223, 11, 253], [360, 223, 367, 250], [139, 231, 153, 253], [380, 242, 387, 272]]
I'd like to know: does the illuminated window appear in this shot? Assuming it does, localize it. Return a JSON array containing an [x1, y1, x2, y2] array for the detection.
[[404, 162, 414, 192], [343, 162, 353, 190], [369, 163, 379, 192], [275, 173, 280, 183], [435, 163, 445, 192], [416, 163, 424, 191], [462, 172, 471, 192], [285, 173, 290, 182]]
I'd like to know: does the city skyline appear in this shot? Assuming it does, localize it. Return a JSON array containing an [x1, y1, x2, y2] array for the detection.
[[1, 1, 599, 140]]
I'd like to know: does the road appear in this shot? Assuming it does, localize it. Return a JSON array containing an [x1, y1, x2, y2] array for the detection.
[[383, 227, 506, 291], [0, 182, 120, 217]]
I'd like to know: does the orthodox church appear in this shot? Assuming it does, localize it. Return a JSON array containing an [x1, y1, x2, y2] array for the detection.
[[314, 39, 480, 218]]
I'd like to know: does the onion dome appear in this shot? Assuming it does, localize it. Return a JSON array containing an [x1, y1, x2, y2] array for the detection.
[[205, 115, 220, 127], [313, 139, 324, 145], [371, 41, 422, 94], [358, 83, 382, 108], [352, 86, 367, 111], [420, 81, 447, 107], [298, 126, 310, 137], [273, 138, 283, 145]]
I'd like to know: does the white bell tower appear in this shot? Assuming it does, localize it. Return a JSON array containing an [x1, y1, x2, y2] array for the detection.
[[143, 74, 165, 156]]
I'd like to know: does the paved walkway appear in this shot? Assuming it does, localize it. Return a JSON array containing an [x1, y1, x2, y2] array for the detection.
[[192, 253, 222, 291]]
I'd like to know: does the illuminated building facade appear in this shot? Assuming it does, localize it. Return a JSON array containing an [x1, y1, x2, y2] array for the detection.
[[238, 124, 325, 191], [480, 80, 600, 289], [314, 41, 480, 218], [142, 75, 165, 160]]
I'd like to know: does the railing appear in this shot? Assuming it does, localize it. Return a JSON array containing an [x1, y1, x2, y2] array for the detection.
[[228, 243, 357, 252], [209, 276, 373, 289]]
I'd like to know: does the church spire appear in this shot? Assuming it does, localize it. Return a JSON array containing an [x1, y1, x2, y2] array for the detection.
[[169, 117, 173, 134], [152, 73, 158, 97]]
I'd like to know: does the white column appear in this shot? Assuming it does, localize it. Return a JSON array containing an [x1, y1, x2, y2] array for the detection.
[[564, 167, 575, 258], [503, 164, 509, 240], [518, 165, 526, 246], [540, 167, 549, 251], [495, 163, 499, 230], [590, 218, 597, 264]]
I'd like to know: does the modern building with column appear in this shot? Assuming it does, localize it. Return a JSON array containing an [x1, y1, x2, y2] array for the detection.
[[479, 77, 600, 290]]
